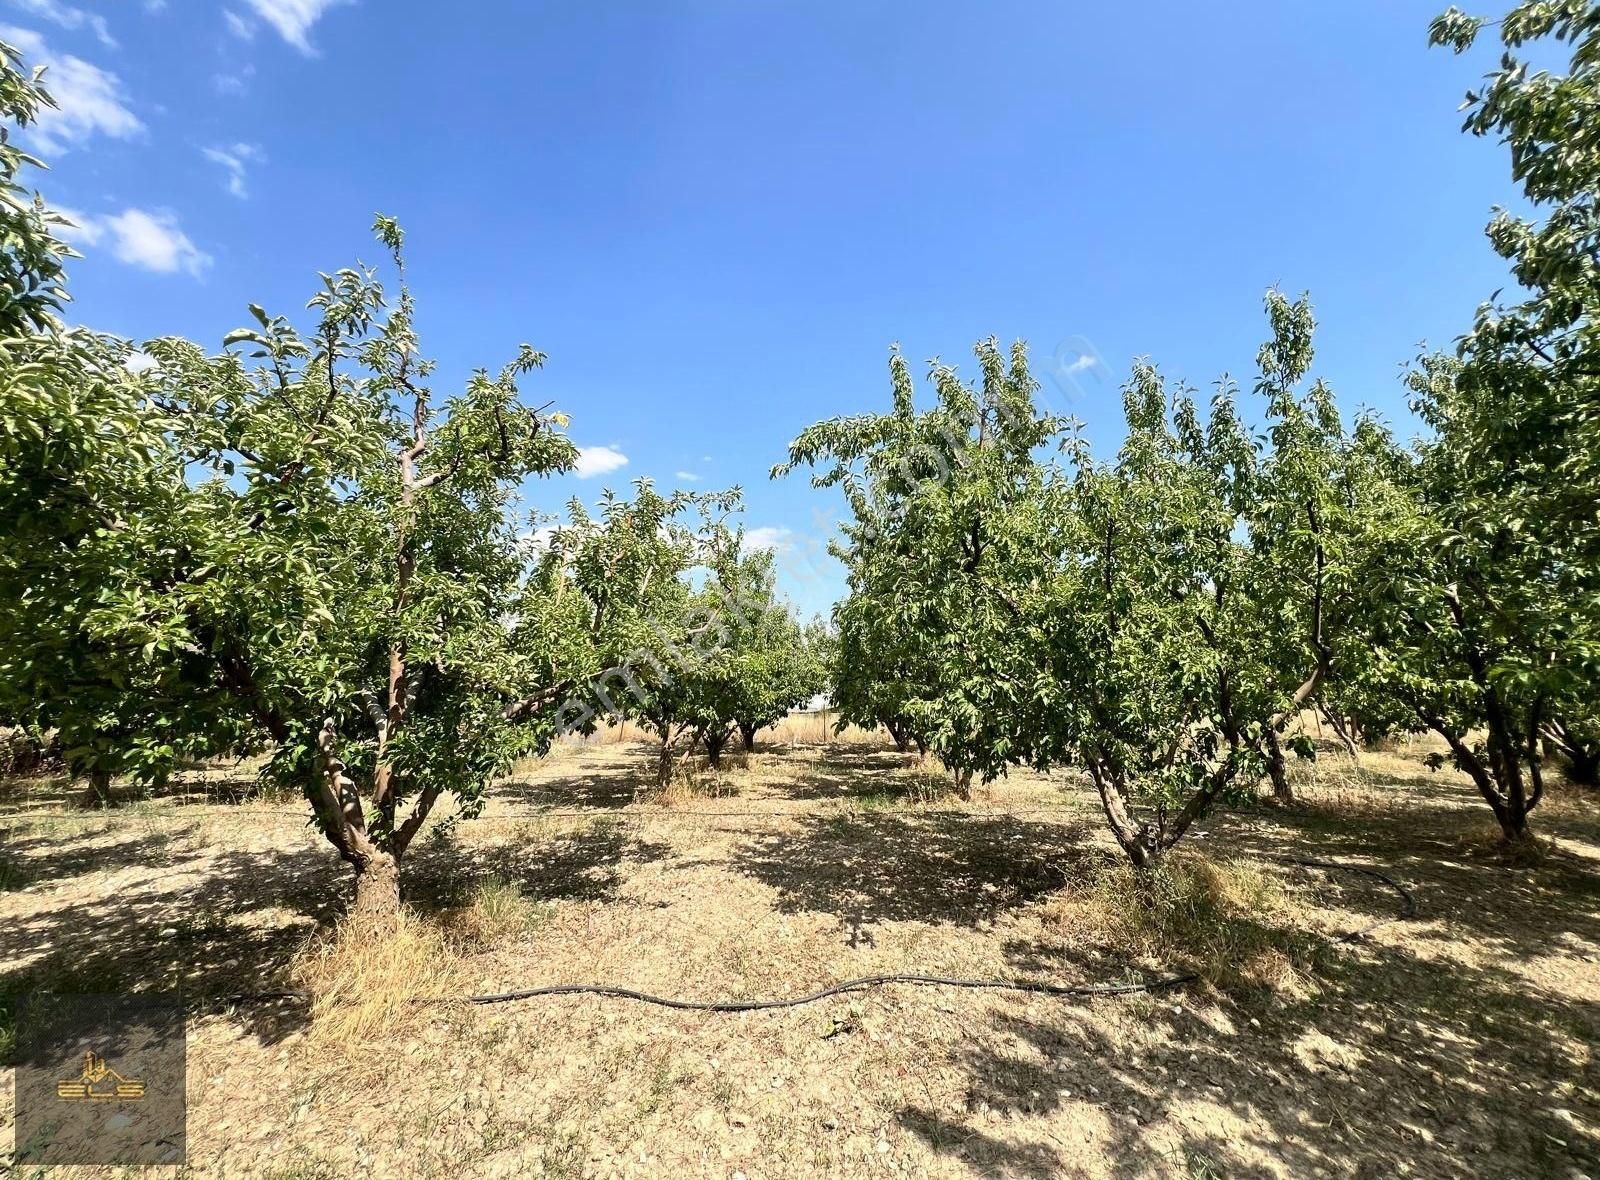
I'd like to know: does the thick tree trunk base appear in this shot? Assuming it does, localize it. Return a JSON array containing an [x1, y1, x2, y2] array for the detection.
[[1264, 731, 1296, 805], [654, 742, 675, 791], [351, 853, 402, 921], [738, 723, 758, 753], [1560, 748, 1599, 789], [82, 768, 113, 808], [885, 722, 909, 754]]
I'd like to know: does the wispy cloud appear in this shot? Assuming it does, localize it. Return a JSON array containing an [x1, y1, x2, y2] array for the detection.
[[241, 0, 348, 54], [0, 25, 141, 154], [742, 526, 794, 555], [7, 0, 114, 48], [212, 63, 256, 95], [202, 142, 263, 198], [674, 470, 700, 482], [56, 206, 211, 277], [573, 445, 628, 479], [222, 8, 255, 40]]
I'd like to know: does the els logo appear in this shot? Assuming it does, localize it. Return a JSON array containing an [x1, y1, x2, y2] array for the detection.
[[56, 1050, 147, 1101]]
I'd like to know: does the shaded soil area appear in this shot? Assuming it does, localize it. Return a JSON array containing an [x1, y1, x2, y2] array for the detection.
[[2, 737, 1597, 1178]]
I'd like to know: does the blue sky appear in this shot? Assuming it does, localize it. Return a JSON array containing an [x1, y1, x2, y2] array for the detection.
[[13, 0, 1518, 618]]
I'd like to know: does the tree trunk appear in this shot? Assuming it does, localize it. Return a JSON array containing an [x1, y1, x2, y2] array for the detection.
[[738, 721, 758, 752], [1263, 728, 1295, 804], [885, 719, 910, 754], [1426, 714, 1536, 843], [1321, 706, 1359, 758], [913, 736, 927, 757], [84, 767, 113, 807], [953, 767, 973, 801], [1086, 761, 1161, 871], [351, 851, 401, 920], [1549, 724, 1600, 787], [705, 728, 728, 769], [1564, 745, 1600, 788], [656, 740, 675, 789]]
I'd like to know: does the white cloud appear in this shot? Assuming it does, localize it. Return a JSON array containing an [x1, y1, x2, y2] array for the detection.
[[143, 0, 167, 12], [572, 445, 628, 479], [242, 0, 347, 54], [52, 202, 102, 244], [124, 350, 159, 373], [222, 9, 254, 39], [1064, 354, 1098, 374], [103, 209, 210, 275], [212, 64, 256, 95], [0, 25, 141, 154], [7, 0, 114, 48], [742, 526, 794, 555], [674, 470, 700, 482], [59, 206, 211, 277], [203, 142, 263, 198]]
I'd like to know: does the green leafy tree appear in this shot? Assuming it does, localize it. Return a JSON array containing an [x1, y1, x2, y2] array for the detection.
[[0, 44, 267, 801], [718, 559, 827, 755], [1359, 353, 1568, 839], [1047, 299, 1404, 866], [536, 483, 746, 789], [4, 201, 579, 913], [1355, 1, 1600, 827], [777, 340, 1063, 797], [1242, 294, 1414, 800], [1034, 363, 1270, 867], [520, 481, 723, 739]]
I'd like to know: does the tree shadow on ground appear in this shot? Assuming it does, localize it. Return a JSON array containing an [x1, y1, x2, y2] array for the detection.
[[1220, 793, 1600, 969], [893, 813, 1600, 1179], [764, 747, 946, 803], [0, 771, 72, 813], [497, 741, 938, 809], [0, 826, 192, 892], [732, 812, 1097, 928], [0, 767, 286, 813], [406, 818, 673, 911], [498, 746, 654, 810], [900, 941, 1600, 1178], [0, 842, 336, 1050]]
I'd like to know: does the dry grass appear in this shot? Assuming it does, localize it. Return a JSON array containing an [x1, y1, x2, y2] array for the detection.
[[449, 875, 553, 946], [1042, 853, 1316, 992], [4, 735, 1599, 1178], [289, 909, 468, 1049], [764, 712, 884, 746]]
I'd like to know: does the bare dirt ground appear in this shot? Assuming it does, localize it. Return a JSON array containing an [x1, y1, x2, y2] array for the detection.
[[2, 723, 1598, 1179]]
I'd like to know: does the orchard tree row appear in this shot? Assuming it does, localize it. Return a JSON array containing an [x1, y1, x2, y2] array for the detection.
[[2, 0, 1596, 917], [781, 0, 1600, 865], [0, 46, 821, 914]]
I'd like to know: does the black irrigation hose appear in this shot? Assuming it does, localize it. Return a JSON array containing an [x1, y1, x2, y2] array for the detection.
[[208, 856, 1416, 1015], [467, 973, 1197, 1010]]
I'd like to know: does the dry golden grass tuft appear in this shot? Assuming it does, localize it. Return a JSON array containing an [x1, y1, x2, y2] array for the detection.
[[1044, 853, 1317, 993], [449, 875, 552, 946], [763, 712, 884, 747], [290, 908, 468, 1049]]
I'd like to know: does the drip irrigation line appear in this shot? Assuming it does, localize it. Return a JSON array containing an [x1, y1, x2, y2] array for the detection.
[[203, 857, 1415, 1015]]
